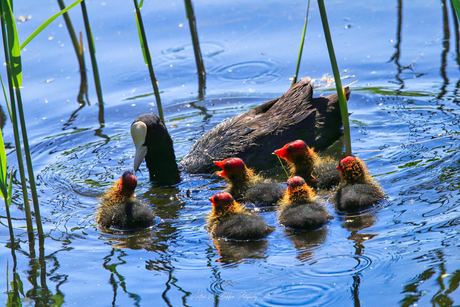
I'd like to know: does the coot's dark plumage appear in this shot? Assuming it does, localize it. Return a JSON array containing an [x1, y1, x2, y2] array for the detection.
[[131, 114, 180, 185], [278, 176, 331, 231], [334, 156, 385, 213], [214, 157, 285, 205], [182, 77, 351, 174], [208, 192, 272, 240], [97, 170, 155, 230], [274, 140, 340, 189]]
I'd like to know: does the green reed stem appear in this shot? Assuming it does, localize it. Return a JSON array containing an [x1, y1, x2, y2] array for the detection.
[[276, 155, 290, 180], [292, 0, 310, 87], [0, 76, 12, 118], [317, 0, 352, 155], [133, 0, 165, 124], [20, 0, 83, 50], [0, 0, 34, 235], [12, 75, 44, 236], [4, 185, 15, 246], [452, 0, 460, 21], [80, 0, 104, 105], [2, 0, 43, 236], [57, 0, 86, 73], [0, 128, 13, 206], [184, 0, 206, 97]]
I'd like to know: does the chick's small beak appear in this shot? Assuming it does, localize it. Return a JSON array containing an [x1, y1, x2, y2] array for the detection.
[[214, 161, 225, 168], [214, 161, 226, 177], [273, 148, 285, 158]]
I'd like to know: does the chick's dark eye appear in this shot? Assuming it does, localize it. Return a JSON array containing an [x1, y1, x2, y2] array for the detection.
[[149, 128, 156, 135]]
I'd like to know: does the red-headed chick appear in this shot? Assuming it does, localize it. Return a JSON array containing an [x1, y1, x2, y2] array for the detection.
[[274, 140, 340, 190], [278, 176, 332, 231], [334, 156, 385, 212], [97, 170, 155, 230], [207, 192, 273, 240], [214, 158, 285, 206]]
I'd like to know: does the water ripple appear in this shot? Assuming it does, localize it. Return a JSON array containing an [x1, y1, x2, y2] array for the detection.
[[161, 42, 225, 62], [253, 283, 344, 307], [306, 254, 372, 277], [214, 60, 284, 84]]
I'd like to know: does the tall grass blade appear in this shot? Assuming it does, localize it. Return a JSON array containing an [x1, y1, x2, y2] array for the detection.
[[56, 0, 86, 78], [134, 13, 148, 65], [2, 0, 21, 87], [133, 0, 165, 124], [1, 0, 44, 236], [0, 0, 34, 236], [20, 0, 83, 50], [0, 126, 7, 200], [76, 31, 89, 106], [291, 0, 310, 87], [317, 0, 352, 155], [0, 74, 12, 118], [452, 0, 460, 21], [184, 0, 206, 97], [80, 0, 104, 104], [13, 80, 44, 236]]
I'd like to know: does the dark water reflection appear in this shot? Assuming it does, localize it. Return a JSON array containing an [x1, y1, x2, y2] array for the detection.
[[2, 0, 460, 306]]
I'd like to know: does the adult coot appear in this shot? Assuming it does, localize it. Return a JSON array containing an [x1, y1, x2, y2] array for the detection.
[[182, 77, 350, 173]]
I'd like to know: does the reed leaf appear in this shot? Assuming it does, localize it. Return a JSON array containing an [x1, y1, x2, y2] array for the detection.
[[0, 126, 7, 201], [452, 0, 460, 21], [1, 0, 43, 236], [317, 0, 352, 155], [0, 0, 34, 235], [184, 0, 206, 96], [0, 74, 12, 119], [20, 0, 83, 50], [135, 13, 148, 65], [80, 0, 104, 104], [292, 0, 310, 87], [1, 0, 21, 87], [133, 0, 165, 124]]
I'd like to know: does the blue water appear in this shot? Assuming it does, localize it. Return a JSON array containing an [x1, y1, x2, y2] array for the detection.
[[2, 0, 460, 306]]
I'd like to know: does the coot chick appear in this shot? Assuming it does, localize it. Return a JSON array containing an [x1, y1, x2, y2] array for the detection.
[[97, 170, 155, 230], [182, 77, 350, 174], [334, 156, 385, 213], [274, 140, 340, 189], [131, 114, 180, 185], [214, 157, 285, 205], [207, 192, 272, 240], [278, 176, 331, 231]]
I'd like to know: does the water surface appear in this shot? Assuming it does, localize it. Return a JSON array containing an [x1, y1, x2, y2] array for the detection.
[[2, 0, 460, 306]]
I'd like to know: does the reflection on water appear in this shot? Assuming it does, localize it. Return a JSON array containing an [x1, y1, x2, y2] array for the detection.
[[3, 0, 460, 306]]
